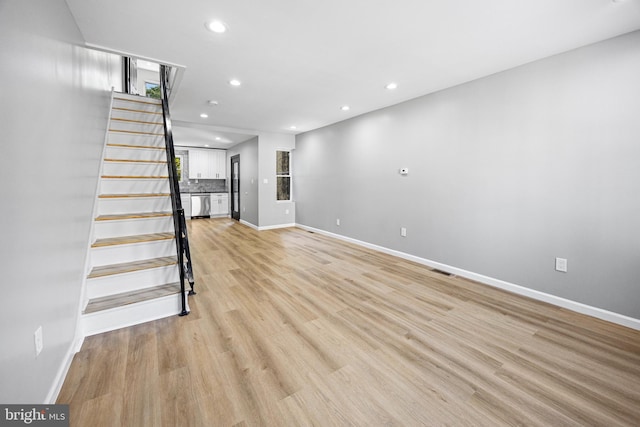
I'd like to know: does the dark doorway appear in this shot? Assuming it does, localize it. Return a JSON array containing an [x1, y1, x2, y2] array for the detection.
[[230, 155, 240, 221]]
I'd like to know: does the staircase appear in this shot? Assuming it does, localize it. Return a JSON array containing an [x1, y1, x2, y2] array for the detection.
[[82, 92, 190, 336]]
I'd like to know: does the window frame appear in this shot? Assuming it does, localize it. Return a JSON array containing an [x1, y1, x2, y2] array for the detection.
[[276, 150, 292, 202]]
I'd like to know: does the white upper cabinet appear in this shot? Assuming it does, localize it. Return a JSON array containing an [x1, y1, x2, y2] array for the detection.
[[188, 148, 226, 179], [213, 150, 227, 179]]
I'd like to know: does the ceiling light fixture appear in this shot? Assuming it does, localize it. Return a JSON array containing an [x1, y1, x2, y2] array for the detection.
[[229, 79, 241, 86], [204, 144, 210, 147], [208, 100, 219, 106], [341, 105, 350, 111], [290, 126, 297, 130], [386, 82, 398, 90], [215, 137, 221, 141], [205, 20, 227, 33], [200, 113, 208, 118]]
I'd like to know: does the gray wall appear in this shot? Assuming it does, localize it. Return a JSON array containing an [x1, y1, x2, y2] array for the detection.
[[228, 137, 259, 227], [0, 0, 118, 402], [295, 31, 640, 320]]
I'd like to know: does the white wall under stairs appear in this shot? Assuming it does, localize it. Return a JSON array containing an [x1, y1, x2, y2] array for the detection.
[[82, 92, 190, 337]]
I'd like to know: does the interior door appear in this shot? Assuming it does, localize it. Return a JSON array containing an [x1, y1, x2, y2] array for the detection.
[[230, 155, 240, 221]]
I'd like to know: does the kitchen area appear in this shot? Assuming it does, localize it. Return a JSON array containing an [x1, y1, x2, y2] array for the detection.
[[175, 146, 229, 219]]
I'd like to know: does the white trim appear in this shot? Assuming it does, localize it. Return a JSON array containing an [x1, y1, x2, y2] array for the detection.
[[295, 224, 640, 331], [240, 219, 259, 230], [259, 223, 296, 231], [84, 43, 186, 69], [238, 219, 295, 231], [44, 335, 83, 404]]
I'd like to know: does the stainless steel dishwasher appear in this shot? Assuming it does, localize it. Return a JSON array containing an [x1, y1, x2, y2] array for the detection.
[[190, 193, 211, 218]]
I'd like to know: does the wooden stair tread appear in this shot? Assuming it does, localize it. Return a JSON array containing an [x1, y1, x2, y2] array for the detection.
[[101, 175, 169, 179], [113, 95, 161, 105], [99, 193, 171, 199], [107, 143, 165, 150], [112, 107, 162, 115], [104, 158, 167, 164], [109, 129, 164, 136], [92, 232, 175, 248], [111, 117, 164, 125], [83, 283, 182, 314], [95, 211, 173, 221], [87, 256, 177, 279]]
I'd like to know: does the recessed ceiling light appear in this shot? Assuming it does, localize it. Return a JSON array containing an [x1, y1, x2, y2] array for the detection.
[[205, 20, 227, 33], [229, 79, 241, 86], [215, 137, 221, 141], [200, 113, 208, 118], [208, 100, 219, 106], [341, 105, 350, 111], [386, 82, 398, 90], [290, 126, 297, 130], [204, 144, 210, 147]]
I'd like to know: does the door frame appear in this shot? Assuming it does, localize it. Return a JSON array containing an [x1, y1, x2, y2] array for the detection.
[[230, 154, 240, 221]]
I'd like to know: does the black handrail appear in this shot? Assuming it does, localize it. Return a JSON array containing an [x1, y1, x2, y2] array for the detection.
[[159, 64, 196, 317]]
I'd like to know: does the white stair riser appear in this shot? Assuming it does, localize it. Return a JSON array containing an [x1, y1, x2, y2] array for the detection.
[[100, 178, 170, 194], [102, 161, 168, 176], [107, 132, 165, 148], [94, 216, 174, 238], [112, 98, 161, 113], [110, 120, 164, 135], [105, 146, 167, 162], [91, 239, 176, 266], [98, 197, 173, 215], [111, 109, 163, 123], [87, 265, 180, 299], [83, 292, 189, 336]]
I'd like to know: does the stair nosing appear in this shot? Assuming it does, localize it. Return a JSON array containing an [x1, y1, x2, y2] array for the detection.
[[101, 175, 169, 179], [95, 212, 173, 221], [111, 117, 164, 126], [87, 256, 177, 279], [106, 143, 165, 150], [113, 96, 162, 106], [109, 129, 164, 136], [92, 232, 176, 248], [104, 158, 167, 164], [98, 193, 171, 199]]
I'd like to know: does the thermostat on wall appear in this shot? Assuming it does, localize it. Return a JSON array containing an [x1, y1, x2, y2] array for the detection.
[[399, 168, 409, 175]]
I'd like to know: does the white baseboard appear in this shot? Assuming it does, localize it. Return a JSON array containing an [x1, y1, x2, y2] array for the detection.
[[296, 224, 640, 331], [45, 333, 84, 404], [240, 219, 258, 230], [258, 223, 295, 231], [238, 220, 295, 231]]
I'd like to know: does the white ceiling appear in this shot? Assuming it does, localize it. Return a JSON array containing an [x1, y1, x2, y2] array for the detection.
[[67, 0, 640, 146]]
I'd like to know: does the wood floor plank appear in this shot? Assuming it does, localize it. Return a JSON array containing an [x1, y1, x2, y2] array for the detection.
[[59, 218, 640, 426]]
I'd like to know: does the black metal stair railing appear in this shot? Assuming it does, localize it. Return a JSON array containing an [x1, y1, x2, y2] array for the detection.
[[159, 64, 195, 316]]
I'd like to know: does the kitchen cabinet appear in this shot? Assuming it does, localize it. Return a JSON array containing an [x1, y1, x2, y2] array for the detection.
[[210, 193, 229, 216], [188, 148, 226, 179], [213, 150, 227, 179], [180, 193, 191, 219]]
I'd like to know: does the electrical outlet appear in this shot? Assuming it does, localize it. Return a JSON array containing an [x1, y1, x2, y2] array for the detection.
[[34, 326, 43, 356], [555, 257, 568, 273], [401, 227, 407, 237], [336, 218, 340, 226]]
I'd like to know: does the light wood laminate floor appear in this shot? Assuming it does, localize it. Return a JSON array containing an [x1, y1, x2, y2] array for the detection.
[[58, 218, 640, 426]]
